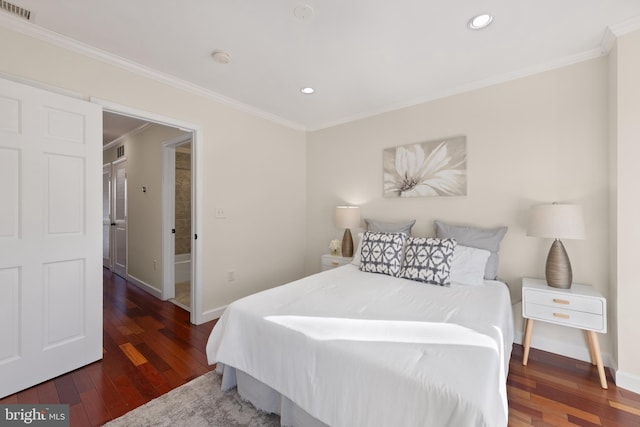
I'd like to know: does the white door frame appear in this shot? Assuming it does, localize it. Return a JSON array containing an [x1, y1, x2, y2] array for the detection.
[[161, 133, 192, 302], [92, 98, 204, 325]]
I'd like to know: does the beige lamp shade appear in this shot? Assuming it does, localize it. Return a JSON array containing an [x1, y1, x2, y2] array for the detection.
[[527, 204, 586, 240], [335, 206, 361, 229], [335, 206, 360, 257], [527, 203, 585, 289]]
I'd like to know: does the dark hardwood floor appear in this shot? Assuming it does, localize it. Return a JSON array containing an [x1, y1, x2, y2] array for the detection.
[[1, 268, 217, 426], [2, 268, 640, 426], [508, 345, 640, 426]]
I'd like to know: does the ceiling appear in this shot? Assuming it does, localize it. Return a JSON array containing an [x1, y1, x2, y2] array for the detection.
[[102, 112, 149, 146], [7, 1, 640, 131]]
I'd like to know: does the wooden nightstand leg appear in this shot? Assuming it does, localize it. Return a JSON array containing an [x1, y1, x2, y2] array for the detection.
[[586, 330, 608, 389], [522, 318, 534, 366], [585, 330, 597, 365]]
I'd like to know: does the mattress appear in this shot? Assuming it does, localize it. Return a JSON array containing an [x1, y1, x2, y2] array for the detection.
[[206, 264, 514, 427]]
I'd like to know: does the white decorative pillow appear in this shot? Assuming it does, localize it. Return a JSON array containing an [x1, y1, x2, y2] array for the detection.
[[450, 245, 491, 286], [359, 231, 406, 277], [400, 237, 456, 286]]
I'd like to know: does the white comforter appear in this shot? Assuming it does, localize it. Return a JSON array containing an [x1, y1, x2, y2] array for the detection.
[[206, 265, 514, 427]]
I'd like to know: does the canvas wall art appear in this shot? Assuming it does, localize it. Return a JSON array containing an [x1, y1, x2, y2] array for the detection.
[[383, 136, 467, 198]]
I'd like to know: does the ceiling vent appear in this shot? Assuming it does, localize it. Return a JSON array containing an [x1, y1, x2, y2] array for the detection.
[[1, 0, 31, 20]]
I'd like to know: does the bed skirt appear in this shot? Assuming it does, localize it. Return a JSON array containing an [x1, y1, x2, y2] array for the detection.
[[218, 364, 328, 427]]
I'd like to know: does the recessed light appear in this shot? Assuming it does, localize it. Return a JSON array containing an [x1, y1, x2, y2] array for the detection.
[[468, 14, 493, 30], [293, 4, 314, 21], [301, 87, 315, 94], [211, 50, 232, 64]]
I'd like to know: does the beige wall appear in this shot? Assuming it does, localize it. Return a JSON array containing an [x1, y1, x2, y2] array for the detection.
[[611, 29, 640, 389], [0, 25, 307, 316], [306, 58, 611, 361], [126, 125, 184, 288]]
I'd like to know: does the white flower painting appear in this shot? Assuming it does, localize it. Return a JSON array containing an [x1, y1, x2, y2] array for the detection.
[[383, 136, 467, 198]]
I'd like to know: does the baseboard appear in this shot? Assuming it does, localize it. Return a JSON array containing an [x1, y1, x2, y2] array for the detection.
[[514, 329, 523, 345], [202, 305, 228, 323], [615, 370, 640, 394], [127, 274, 162, 299]]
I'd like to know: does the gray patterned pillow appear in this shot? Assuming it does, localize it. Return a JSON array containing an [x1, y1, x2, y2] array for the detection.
[[400, 237, 456, 286], [359, 231, 406, 277]]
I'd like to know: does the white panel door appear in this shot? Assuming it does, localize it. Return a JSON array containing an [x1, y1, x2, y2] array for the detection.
[[0, 77, 102, 398], [112, 158, 127, 278], [103, 164, 111, 268]]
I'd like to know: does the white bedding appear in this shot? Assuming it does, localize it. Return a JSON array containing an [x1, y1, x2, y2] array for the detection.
[[206, 265, 514, 427]]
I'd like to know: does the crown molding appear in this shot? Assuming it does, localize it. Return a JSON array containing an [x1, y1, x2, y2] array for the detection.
[[608, 15, 640, 37], [0, 12, 306, 132], [601, 15, 640, 53], [308, 48, 605, 132], [103, 122, 152, 151]]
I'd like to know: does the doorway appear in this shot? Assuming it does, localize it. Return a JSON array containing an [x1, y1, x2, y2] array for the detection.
[[162, 135, 193, 311], [98, 99, 203, 325]]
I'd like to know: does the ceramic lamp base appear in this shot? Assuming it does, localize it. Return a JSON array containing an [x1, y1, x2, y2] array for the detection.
[[545, 239, 572, 289], [341, 228, 354, 257]]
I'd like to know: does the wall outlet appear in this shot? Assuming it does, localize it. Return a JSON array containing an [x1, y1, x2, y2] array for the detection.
[[153, 259, 157, 270], [227, 270, 235, 282], [215, 208, 226, 219]]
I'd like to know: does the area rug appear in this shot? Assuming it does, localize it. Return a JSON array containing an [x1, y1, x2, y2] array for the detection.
[[103, 371, 280, 427]]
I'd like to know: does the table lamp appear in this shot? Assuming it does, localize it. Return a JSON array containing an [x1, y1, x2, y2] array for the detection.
[[335, 206, 360, 257], [527, 203, 586, 289]]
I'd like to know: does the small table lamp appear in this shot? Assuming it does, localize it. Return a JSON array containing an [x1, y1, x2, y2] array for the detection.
[[527, 203, 586, 289], [335, 206, 360, 257]]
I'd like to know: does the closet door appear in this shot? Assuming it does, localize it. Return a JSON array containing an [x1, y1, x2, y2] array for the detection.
[[0, 77, 103, 398]]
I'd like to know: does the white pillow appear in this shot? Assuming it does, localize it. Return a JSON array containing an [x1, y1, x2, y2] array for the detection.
[[450, 245, 491, 286], [351, 232, 364, 267]]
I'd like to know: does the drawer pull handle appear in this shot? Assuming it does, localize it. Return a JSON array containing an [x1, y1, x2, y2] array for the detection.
[[553, 313, 570, 319], [553, 298, 570, 305], [332, 261, 339, 266]]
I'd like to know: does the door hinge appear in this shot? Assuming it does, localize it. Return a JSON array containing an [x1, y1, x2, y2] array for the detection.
[[171, 228, 176, 234], [194, 234, 198, 240]]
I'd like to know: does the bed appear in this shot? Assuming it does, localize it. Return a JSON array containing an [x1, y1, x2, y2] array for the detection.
[[206, 229, 514, 427]]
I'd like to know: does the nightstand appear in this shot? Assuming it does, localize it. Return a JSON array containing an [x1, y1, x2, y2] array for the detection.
[[521, 277, 608, 389], [321, 254, 352, 271]]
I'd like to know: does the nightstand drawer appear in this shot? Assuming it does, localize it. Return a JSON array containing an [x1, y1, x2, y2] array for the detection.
[[523, 289, 603, 315], [321, 254, 352, 271], [524, 302, 605, 331]]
